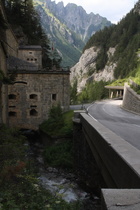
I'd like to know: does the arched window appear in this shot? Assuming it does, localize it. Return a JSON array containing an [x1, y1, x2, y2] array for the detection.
[[9, 111, 17, 117], [8, 94, 16, 99], [30, 109, 38, 116], [30, 94, 37, 100]]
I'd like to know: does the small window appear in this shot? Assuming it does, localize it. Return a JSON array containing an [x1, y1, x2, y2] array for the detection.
[[29, 52, 32, 54], [8, 94, 16, 99], [30, 105, 37, 108], [31, 58, 33, 61], [30, 109, 38, 116], [52, 94, 57, 101], [30, 94, 37, 100], [9, 106, 16, 108], [27, 58, 29, 61], [9, 111, 17, 117], [35, 58, 37, 61]]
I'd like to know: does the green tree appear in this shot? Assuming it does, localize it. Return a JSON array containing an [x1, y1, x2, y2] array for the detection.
[[70, 79, 78, 104]]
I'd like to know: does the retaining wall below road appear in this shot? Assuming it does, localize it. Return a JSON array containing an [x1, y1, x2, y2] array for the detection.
[[123, 84, 140, 114], [73, 111, 140, 209]]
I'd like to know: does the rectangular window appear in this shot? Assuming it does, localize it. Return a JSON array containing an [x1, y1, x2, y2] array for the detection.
[[52, 94, 57, 101], [9, 111, 17, 117]]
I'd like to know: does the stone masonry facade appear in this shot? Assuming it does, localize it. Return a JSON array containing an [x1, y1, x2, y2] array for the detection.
[[0, 0, 18, 125], [8, 71, 70, 130], [0, 2, 70, 130]]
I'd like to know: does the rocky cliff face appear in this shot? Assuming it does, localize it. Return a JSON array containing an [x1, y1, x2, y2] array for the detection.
[[47, 1, 111, 42], [70, 0, 140, 92], [33, 0, 111, 67], [70, 47, 116, 92]]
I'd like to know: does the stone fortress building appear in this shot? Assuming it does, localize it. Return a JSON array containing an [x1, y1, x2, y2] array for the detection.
[[0, 1, 70, 130], [8, 58, 70, 130]]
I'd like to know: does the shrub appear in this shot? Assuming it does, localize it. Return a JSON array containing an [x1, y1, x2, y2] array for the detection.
[[40, 106, 74, 138], [44, 139, 74, 169]]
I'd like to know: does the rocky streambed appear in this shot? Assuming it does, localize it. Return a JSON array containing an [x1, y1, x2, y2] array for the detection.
[[25, 130, 101, 209], [32, 142, 101, 210]]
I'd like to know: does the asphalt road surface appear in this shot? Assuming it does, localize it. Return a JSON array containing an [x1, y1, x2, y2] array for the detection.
[[87, 99, 140, 150]]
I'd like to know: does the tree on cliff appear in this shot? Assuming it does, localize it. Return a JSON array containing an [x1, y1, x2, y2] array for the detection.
[[1, 0, 62, 68]]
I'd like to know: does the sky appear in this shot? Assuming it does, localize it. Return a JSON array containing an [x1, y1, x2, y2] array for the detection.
[[54, 0, 137, 23]]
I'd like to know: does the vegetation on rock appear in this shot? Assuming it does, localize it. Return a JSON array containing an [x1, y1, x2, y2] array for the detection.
[[70, 80, 109, 104], [83, 9, 140, 79]]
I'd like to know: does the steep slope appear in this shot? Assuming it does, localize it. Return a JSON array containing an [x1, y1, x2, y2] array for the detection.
[[46, 1, 111, 42], [70, 0, 140, 91], [33, 0, 111, 67]]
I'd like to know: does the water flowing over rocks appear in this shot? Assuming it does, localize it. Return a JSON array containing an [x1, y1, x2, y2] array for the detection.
[[24, 130, 101, 209]]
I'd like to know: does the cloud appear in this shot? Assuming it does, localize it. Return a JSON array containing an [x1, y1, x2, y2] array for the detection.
[[54, 0, 135, 23]]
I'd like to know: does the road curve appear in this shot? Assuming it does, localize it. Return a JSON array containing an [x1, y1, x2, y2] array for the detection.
[[87, 100, 140, 150]]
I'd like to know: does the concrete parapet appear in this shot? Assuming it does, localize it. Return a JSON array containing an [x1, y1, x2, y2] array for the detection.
[[80, 113, 140, 189], [73, 110, 86, 123], [101, 189, 140, 210]]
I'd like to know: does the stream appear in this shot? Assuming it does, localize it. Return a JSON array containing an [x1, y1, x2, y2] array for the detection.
[[24, 130, 101, 210]]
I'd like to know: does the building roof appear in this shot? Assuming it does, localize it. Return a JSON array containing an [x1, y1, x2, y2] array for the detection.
[[19, 45, 42, 50], [7, 56, 38, 71]]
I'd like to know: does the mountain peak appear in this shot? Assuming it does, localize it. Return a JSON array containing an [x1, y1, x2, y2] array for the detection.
[[34, 0, 111, 66]]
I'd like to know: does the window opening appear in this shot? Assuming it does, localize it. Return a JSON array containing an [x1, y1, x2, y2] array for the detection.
[[9, 106, 16, 108], [30, 94, 37, 100], [9, 111, 17, 117], [29, 52, 32, 54], [30, 109, 38, 116], [52, 94, 57, 101], [30, 105, 37, 108], [8, 94, 16, 99]]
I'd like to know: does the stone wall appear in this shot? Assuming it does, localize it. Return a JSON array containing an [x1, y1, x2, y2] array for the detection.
[[18, 46, 42, 69], [8, 71, 70, 130], [0, 2, 18, 125], [0, 40, 8, 125], [73, 112, 106, 191], [123, 83, 140, 114], [6, 29, 18, 57]]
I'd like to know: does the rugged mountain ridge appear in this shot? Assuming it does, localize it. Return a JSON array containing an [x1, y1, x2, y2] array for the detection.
[[45, 0, 111, 42], [33, 0, 111, 67], [70, 0, 140, 92]]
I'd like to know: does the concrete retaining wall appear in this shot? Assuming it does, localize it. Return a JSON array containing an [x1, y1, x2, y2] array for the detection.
[[73, 111, 140, 209], [123, 84, 140, 114], [75, 112, 140, 189]]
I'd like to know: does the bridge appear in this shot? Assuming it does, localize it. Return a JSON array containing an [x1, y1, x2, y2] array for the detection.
[[73, 108, 140, 209]]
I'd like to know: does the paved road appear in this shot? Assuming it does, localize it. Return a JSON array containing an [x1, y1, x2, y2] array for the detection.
[[87, 100, 140, 150]]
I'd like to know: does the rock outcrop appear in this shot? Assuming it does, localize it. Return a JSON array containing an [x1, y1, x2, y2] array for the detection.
[[70, 47, 116, 92], [33, 0, 111, 67]]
